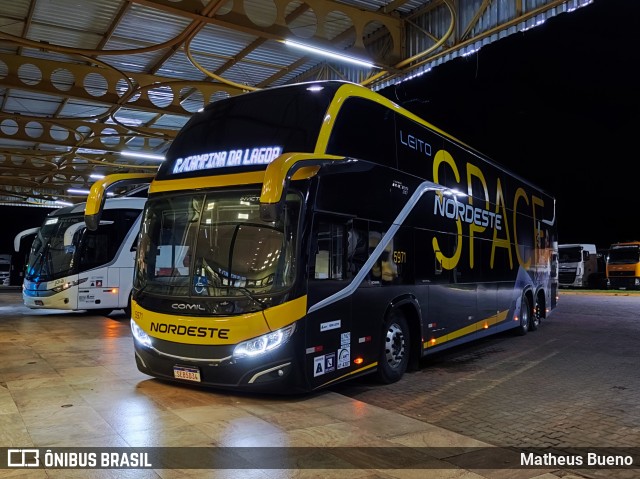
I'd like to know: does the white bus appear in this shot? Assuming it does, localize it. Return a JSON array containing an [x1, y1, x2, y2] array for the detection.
[[22, 189, 147, 315]]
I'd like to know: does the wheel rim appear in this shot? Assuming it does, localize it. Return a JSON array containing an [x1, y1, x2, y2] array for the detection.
[[384, 323, 406, 369], [532, 302, 541, 327]]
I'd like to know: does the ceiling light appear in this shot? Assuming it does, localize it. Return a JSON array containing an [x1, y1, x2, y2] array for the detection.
[[283, 40, 375, 69], [90, 173, 105, 179], [76, 148, 108, 155], [120, 151, 165, 161], [67, 188, 91, 195]]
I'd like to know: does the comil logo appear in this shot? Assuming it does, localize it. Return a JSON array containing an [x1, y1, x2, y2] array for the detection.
[[7, 449, 40, 467]]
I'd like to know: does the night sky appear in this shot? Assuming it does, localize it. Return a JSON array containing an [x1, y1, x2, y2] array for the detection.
[[381, 0, 640, 251]]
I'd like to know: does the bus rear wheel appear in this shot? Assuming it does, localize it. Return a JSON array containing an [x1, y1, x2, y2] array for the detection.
[[376, 311, 410, 384], [530, 296, 541, 331], [516, 294, 531, 336]]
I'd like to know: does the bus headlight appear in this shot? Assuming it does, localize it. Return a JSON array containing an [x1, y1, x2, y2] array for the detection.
[[51, 277, 87, 293], [233, 323, 296, 359], [131, 319, 152, 348]]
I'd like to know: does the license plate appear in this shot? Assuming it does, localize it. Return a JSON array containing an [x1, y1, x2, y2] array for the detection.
[[173, 365, 201, 382]]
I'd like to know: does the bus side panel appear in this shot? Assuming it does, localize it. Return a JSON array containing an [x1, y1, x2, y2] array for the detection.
[[119, 266, 134, 309], [78, 268, 118, 310], [425, 283, 477, 347], [305, 298, 359, 390]]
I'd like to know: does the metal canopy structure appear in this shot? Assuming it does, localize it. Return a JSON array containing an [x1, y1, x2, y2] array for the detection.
[[0, 0, 590, 206]]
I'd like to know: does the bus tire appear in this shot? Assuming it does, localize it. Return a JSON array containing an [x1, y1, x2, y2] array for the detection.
[[530, 295, 541, 331], [376, 311, 410, 384], [516, 294, 531, 336]]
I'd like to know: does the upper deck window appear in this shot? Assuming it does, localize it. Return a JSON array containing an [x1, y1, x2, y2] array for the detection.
[[157, 83, 342, 180], [326, 97, 397, 169]]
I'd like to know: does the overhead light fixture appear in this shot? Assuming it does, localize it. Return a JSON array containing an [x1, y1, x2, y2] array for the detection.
[[90, 173, 105, 179], [76, 148, 108, 155], [120, 151, 165, 161], [67, 188, 91, 195], [283, 40, 376, 69]]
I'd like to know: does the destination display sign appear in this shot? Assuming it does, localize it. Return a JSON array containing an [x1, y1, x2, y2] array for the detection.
[[171, 146, 283, 174]]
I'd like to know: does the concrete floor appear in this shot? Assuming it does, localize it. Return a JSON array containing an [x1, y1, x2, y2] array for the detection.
[[0, 289, 596, 479]]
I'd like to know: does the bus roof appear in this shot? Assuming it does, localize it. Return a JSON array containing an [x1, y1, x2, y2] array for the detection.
[[153, 80, 555, 199]]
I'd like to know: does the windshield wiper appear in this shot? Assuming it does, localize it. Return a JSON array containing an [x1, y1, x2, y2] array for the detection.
[[231, 286, 265, 311], [28, 242, 52, 280]]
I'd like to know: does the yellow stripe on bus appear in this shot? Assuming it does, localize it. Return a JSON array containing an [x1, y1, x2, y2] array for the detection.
[[423, 309, 510, 349], [263, 295, 307, 331], [313, 362, 378, 390], [148, 160, 326, 196], [132, 295, 308, 345], [149, 171, 265, 194]]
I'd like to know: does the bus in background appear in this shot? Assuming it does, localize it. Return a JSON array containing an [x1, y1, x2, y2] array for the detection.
[[606, 241, 640, 290], [558, 243, 603, 288], [23, 184, 149, 316], [86, 80, 558, 393], [12, 227, 39, 286]]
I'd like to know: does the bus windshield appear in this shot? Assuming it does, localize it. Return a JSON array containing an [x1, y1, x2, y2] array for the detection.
[[26, 215, 84, 282], [135, 190, 301, 306]]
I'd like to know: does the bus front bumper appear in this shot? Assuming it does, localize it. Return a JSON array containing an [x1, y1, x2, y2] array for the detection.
[[130, 321, 305, 392], [23, 290, 75, 309], [133, 345, 302, 392]]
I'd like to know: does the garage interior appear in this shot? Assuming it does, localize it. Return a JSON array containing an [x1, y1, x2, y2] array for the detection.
[[0, 1, 615, 477]]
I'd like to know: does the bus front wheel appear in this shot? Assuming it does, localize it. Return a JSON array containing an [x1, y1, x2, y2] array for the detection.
[[376, 311, 410, 384]]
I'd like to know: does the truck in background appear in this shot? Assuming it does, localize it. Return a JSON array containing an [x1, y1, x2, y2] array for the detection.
[[558, 244, 605, 288], [0, 253, 10, 286], [606, 241, 640, 290]]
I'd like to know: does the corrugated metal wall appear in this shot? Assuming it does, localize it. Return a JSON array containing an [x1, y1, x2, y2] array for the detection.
[[373, 0, 594, 90]]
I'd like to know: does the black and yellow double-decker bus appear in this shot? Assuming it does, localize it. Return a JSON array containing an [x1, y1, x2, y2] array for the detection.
[[86, 81, 558, 392]]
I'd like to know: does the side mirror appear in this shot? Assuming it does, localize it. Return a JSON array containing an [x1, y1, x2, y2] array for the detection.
[[64, 222, 86, 246]]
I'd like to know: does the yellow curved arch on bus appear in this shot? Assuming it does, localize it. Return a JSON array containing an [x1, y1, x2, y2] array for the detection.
[[260, 153, 344, 205]]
